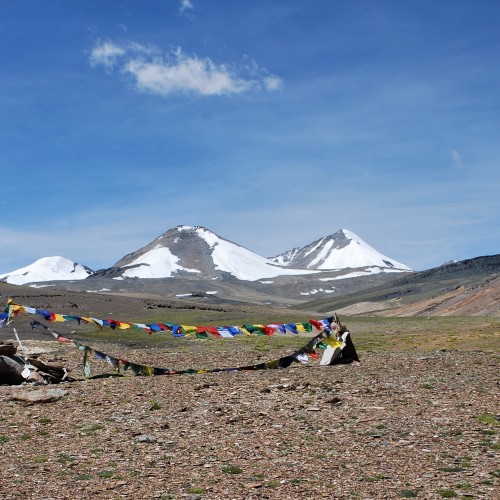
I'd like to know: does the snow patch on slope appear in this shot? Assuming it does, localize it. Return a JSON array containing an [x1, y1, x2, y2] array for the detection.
[[121, 246, 201, 278], [185, 226, 316, 280]]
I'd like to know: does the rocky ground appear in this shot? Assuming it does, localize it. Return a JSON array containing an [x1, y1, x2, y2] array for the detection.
[[0, 332, 498, 499]]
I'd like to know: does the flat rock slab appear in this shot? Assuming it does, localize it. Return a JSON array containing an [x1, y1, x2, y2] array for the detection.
[[10, 388, 69, 404]]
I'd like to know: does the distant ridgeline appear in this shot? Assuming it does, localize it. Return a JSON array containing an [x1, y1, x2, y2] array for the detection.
[[1, 300, 359, 380]]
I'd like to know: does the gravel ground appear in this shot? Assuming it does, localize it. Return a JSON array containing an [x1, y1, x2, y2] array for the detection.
[[0, 337, 498, 500]]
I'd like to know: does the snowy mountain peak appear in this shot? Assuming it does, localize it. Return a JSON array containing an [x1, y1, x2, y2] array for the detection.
[[0, 256, 94, 285], [1, 226, 411, 287], [103, 226, 313, 281], [270, 229, 411, 271]]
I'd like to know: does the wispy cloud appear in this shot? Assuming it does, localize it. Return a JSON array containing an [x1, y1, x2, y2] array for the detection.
[[263, 75, 283, 91], [90, 40, 281, 96], [450, 149, 464, 168], [179, 0, 194, 14], [123, 50, 250, 96], [89, 40, 126, 69]]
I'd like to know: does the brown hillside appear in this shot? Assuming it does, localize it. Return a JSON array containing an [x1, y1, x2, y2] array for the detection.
[[377, 276, 500, 317]]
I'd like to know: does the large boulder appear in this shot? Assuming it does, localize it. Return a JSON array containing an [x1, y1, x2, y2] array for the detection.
[[0, 354, 26, 385], [0, 354, 69, 385]]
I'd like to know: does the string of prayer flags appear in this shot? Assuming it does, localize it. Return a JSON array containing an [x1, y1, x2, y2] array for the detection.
[[5, 301, 334, 339], [29, 319, 359, 379]]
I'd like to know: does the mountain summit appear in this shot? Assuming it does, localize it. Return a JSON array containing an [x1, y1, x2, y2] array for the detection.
[[99, 225, 313, 281], [0, 256, 94, 285], [0, 226, 411, 286], [270, 229, 411, 271]]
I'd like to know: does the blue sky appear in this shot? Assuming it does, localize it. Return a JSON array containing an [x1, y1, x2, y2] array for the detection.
[[1, 0, 499, 273]]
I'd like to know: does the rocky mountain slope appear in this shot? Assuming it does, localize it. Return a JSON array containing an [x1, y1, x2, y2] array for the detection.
[[95, 225, 315, 281], [1, 227, 497, 315], [0, 227, 411, 303], [378, 275, 500, 316], [299, 255, 500, 317]]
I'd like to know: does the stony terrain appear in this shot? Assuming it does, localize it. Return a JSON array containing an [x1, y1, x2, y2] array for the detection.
[[1, 282, 499, 499], [0, 322, 499, 499]]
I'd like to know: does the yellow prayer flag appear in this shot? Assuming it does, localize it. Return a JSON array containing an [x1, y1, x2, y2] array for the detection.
[[323, 336, 343, 349], [181, 325, 197, 335]]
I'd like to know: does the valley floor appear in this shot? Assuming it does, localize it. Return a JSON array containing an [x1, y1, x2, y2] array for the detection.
[[0, 332, 498, 499]]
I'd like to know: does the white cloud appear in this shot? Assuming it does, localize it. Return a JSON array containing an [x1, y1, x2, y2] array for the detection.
[[89, 40, 282, 97], [123, 52, 251, 96], [89, 41, 126, 69], [127, 41, 158, 56], [263, 75, 283, 91], [179, 0, 194, 14]]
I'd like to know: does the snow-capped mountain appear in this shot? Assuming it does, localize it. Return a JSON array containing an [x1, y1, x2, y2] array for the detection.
[[270, 229, 411, 271], [96, 225, 315, 281], [0, 227, 411, 288], [0, 256, 94, 285]]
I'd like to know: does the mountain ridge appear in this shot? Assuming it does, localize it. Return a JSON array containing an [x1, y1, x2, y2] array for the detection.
[[1, 238, 497, 315], [296, 254, 500, 317], [0, 225, 411, 285]]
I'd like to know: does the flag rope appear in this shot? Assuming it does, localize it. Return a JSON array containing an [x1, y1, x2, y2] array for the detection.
[[28, 320, 342, 378], [1, 299, 359, 379], [2, 299, 334, 338]]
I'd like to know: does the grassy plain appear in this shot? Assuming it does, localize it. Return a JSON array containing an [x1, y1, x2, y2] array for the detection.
[[72, 313, 500, 355]]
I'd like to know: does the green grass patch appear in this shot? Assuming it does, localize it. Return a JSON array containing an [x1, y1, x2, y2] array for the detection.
[[81, 423, 104, 435], [325, 316, 500, 352], [475, 413, 499, 426], [437, 489, 457, 498], [439, 467, 466, 473], [221, 464, 243, 474], [267, 479, 280, 488], [97, 470, 115, 478], [362, 474, 386, 482], [399, 490, 418, 498], [57, 453, 75, 464], [187, 486, 206, 494]]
